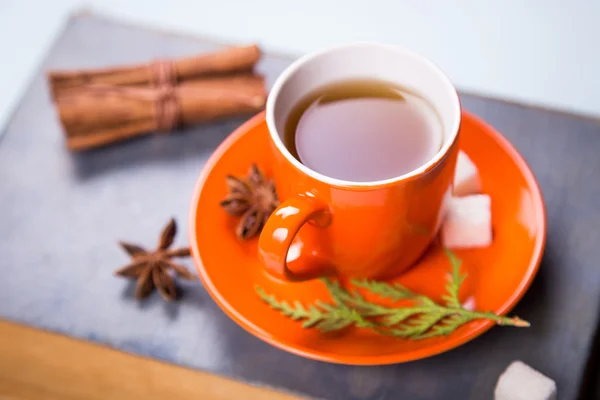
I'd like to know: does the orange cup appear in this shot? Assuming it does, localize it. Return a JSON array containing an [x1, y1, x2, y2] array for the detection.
[[259, 43, 461, 282]]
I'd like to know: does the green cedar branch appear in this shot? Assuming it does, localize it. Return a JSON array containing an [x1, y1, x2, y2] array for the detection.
[[255, 250, 529, 340]]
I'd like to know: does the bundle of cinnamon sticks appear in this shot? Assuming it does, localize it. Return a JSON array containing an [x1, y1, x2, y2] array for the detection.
[[48, 45, 267, 151]]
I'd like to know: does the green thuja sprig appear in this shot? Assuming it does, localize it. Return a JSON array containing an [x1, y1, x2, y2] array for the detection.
[[256, 250, 529, 340], [441, 247, 465, 308], [350, 278, 529, 339], [255, 287, 375, 332]]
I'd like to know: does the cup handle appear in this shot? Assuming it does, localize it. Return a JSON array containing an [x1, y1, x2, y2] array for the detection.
[[258, 195, 332, 281]]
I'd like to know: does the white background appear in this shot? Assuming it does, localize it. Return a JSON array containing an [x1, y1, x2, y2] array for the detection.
[[1, 0, 598, 130]]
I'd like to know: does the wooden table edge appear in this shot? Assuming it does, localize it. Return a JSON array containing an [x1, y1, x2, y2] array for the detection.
[[0, 319, 303, 400]]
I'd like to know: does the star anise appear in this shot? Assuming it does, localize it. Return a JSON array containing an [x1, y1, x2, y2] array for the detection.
[[115, 218, 195, 301], [220, 163, 279, 240]]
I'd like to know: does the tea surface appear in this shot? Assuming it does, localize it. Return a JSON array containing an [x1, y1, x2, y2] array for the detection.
[[284, 79, 443, 182]]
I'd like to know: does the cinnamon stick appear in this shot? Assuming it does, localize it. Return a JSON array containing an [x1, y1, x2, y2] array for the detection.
[[48, 45, 261, 98], [55, 73, 267, 151]]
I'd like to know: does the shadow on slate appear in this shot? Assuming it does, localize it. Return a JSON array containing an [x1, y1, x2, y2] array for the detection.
[[69, 120, 245, 181], [1, 11, 600, 400]]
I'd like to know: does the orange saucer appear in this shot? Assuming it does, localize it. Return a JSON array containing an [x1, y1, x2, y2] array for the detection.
[[188, 111, 546, 365]]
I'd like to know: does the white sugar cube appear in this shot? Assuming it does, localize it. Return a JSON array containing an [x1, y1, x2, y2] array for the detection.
[[440, 194, 492, 249], [494, 361, 556, 400], [454, 151, 482, 196]]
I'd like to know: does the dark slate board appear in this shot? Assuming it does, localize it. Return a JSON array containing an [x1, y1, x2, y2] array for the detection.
[[1, 12, 599, 400]]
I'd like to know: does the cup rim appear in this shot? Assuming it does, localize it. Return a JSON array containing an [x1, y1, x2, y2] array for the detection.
[[266, 42, 461, 188]]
